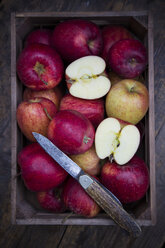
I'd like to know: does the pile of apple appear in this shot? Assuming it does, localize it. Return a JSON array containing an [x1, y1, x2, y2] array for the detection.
[[16, 19, 150, 218]]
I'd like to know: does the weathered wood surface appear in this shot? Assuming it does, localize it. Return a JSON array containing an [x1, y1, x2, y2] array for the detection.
[[0, 0, 165, 247]]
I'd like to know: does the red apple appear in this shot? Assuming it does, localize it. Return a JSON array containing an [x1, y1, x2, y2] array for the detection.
[[63, 177, 100, 217], [108, 39, 148, 78], [70, 145, 101, 176], [17, 43, 64, 90], [23, 86, 63, 109], [37, 187, 66, 213], [18, 143, 68, 191], [52, 19, 102, 62], [16, 97, 57, 142], [25, 29, 52, 47], [108, 71, 145, 87], [59, 94, 104, 128], [101, 156, 149, 203], [47, 110, 95, 155], [101, 25, 133, 62]]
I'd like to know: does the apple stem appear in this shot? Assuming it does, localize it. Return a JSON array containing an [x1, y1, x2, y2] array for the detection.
[[44, 107, 52, 121], [61, 212, 73, 224], [109, 154, 114, 163], [39, 77, 48, 86], [33, 61, 48, 86], [83, 136, 91, 144]]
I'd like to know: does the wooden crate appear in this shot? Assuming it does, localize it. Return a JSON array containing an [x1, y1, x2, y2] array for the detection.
[[11, 11, 156, 226]]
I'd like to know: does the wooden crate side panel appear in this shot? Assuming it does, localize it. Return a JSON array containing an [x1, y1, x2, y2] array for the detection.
[[11, 12, 17, 224], [148, 13, 156, 225]]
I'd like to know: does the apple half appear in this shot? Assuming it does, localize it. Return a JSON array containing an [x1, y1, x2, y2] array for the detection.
[[65, 56, 111, 99], [95, 118, 140, 165]]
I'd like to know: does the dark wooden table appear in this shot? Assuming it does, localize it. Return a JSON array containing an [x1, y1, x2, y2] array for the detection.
[[0, 0, 165, 247]]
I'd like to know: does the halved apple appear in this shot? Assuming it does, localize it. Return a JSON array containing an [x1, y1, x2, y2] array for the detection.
[[95, 118, 140, 165], [65, 56, 111, 99]]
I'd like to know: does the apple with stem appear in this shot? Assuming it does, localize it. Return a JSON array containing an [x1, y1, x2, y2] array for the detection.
[[16, 97, 57, 142], [101, 156, 149, 203], [47, 110, 95, 155], [52, 19, 102, 62], [105, 79, 149, 124], [23, 86, 63, 110], [17, 43, 64, 90], [108, 39, 147, 79], [95, 117, 140, 165], [66, 56, 111, 100]]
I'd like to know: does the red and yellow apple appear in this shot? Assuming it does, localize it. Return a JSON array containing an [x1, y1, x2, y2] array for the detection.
[[23, 86, 63, 109], [70, 145, 101, 176], [16, 97, 57, 142], [105, 79, 149, 124]]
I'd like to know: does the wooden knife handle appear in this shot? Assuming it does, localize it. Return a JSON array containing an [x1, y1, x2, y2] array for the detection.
[[79, 174, 141, 238]]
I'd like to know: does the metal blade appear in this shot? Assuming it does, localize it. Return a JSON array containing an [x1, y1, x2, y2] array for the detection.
[[32, 132, 81, 179], [33, 132, 122, 207]]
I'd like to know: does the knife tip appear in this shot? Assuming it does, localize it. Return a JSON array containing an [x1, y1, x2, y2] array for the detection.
[[32, 132, 39, 139]]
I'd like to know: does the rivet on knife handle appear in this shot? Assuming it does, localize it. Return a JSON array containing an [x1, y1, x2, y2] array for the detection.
[[79, 174, 141, 238]]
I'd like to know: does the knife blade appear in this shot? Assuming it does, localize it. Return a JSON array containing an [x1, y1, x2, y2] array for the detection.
[[33, 132, 141, 237]]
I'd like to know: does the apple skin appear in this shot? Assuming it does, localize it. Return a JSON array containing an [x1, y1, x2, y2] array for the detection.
[[59, 94, 104, 128], [25, 29, 53, 47], [108, 71, 145, 87], [17, 143, 68, 191], [105, 79, 149, 124], [23, 86, 63, 110], [47, 110, 95, 155], [37, 187, 66, 213], [70, 145, 100, 176], [108, 39, 148, 78], [101, 25, 133, 62], [63, 177, 100, 217], [52, 19, 102, 62], [16, 97, 57, 142], [17, 43, 64, 90], [101, 156, 149, 204]]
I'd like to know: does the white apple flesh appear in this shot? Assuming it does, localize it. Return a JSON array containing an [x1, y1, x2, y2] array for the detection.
[[95, 118, 140, 165], [66, 56, 111, 99]]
